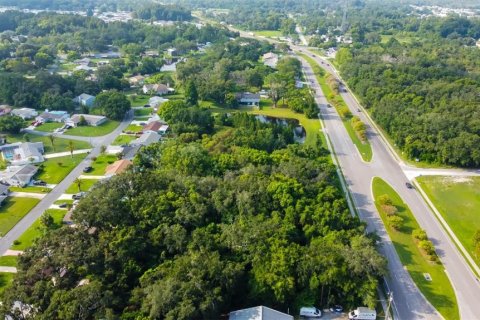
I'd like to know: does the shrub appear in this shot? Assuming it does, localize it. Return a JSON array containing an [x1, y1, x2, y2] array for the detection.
[[387, 215, 403, 230], [381, 204, 398, 216], [377, 194, 393, 206], [13, 240, 21, 245], [413, 228, 428, 241], [419, 240, 436, 256]]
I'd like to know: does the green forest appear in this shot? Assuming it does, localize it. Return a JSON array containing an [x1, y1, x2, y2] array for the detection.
[[0, 111, 386, 319]]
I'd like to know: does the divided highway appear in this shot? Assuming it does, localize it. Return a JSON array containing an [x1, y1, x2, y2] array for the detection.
[[299, 52, 480, 320]]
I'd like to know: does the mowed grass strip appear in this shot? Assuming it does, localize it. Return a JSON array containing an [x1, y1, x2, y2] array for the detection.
[[65, 178, 99, 194], [299, 53, 372, 162], [0, 255, 18, 267], [9, 186, 52, 194], [11, 209, 66, 251], [66, 120, 120, 137], [417, 176, 480, 267], [0, 197, 40, 236], [36, 154, 86, 184], [372, 177, 459, 320]]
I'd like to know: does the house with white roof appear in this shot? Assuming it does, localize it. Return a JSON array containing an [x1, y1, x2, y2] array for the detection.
[[66, 114, 107, 127], [236, 92, 261, 106], [131, 132, 161, 146], [148, 96, 169, 108], [262, 52, 279, 68], [143, 84, 174, 95], [36, 110, 69, 123], [11, 108, 38, 120], [73, 93, 96, 108], [229, 306, 293, 320], [0, 164, 39, 187], [0, 142, 44, 165]]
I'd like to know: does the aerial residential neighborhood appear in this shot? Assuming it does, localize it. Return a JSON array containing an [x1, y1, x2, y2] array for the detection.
[[0, 0, 479, 319]]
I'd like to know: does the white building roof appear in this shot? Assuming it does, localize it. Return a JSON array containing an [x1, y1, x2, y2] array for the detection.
[[229, 306, 293, 320]]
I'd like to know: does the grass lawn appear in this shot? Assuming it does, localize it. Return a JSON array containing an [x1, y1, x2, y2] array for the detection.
[[35, 122, 64, 133], [4, 134, 91, 154], [36, 154, 86, 184], [65, 179, 99, 194], [128, 94, 150, 107], [380, 34, 420, 44], [124, 124, 143, 133], [0, 272, 14, 295], [111, 134, 136, 146], [372, 177, 458, 320], [54, 199, 74, 205], [253, 30, 283, 37], [0, 255, 17, 267], [0, 197, 40, 236], [11, 209, 66, 251], [86, 154, 117, 175], [134, 108, 153, 117], [299, 53, 373, 162], [9, 186, 52, 193], [66, 120, 120, 137], [416, 176, 480, 267]]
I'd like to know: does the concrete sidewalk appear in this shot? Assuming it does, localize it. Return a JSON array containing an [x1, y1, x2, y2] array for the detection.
[[0, 266, 17, 273], [44, 149, 92, 159]]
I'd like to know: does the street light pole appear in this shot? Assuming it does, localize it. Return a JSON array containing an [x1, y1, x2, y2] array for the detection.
[[385, 292, 393, 320]]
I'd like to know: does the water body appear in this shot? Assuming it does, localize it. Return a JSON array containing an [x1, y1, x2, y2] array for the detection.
[[254, 115, 306, 143]]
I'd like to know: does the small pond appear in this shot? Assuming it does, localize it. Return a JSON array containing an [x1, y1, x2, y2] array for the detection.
[[254, 115, 306, 143]]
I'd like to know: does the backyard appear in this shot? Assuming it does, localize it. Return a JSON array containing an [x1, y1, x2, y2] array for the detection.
[[66, 120, 120, 137], [416, 176, 480, 267], [36, 154, 86, 184], [372, 177, 458, 320], [0, 197, 40, 236]]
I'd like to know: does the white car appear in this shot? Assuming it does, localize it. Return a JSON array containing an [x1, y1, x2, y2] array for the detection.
[[300, 307, 322, 318]]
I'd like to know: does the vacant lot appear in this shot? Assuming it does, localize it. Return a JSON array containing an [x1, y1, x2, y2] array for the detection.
[[65, 179, 99, 194], [11, 209, 66, 251], [0, 197, 40, 236], [417, 176, 480, 267], [86, 154, 117, 175], [36, 154, 86, 184], [372, 177, 458, 320], [66, 120, 119, 137], [111, 134, 136, 146]]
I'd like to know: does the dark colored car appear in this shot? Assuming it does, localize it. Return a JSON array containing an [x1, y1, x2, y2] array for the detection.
[[406, 182, 414, 189], [330, 305, 343, 313], [72, 192, 87, 200], [83, 166, 93, 173], [33, 180, 46, 186], [58, 203, 68, 208]]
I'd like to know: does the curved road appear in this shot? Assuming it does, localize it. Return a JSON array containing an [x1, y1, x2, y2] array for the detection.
[[0, 110, 133, 256]]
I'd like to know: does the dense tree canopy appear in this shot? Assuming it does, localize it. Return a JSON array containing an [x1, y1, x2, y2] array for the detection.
[[1, 111, 386, 319], [95, 90, 131, 120]]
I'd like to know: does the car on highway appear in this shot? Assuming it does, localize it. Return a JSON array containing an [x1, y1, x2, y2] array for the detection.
[[406, 182, 414, 189]]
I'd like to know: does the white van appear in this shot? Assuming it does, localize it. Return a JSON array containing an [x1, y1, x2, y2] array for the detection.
[[300, 307, 322, 318], [348, 307, 376, 320]]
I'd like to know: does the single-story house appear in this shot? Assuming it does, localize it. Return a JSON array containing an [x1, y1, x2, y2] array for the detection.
[[66, 114, 107, 127], [148, 96, 169, 108], [142, 84, 174, 95], [0, 105, 12, 116], [158, 125, 169, 135], [36, 110, 69, 123], [11, 108, 38, 120], [74, 58, 91, 65], [229, 306, 293, 320], [160, 62, 177, 72], [262, 52, 279, 68], [0, 164, 39, 187], [74, 65, 96, 72], [0, 142, 44, 165], [142, 121, 166, 133], [73, 93, 96, 108], [131, 131, 161, 146], [105, 159, 132, 176], [128, 75, 146, 86], [236, 92, 261, 106], [0, 183, 9, 196]]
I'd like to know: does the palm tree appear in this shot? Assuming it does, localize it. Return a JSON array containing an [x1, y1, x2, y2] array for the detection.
[[68, 140, 75, 158], [49, 134, 55, 152], [74, 178, 82, 193]]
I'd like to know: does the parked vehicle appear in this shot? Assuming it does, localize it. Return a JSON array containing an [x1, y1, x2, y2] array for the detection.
[[327, 103, 332, 108], [58, 203, 68, 208], [300, 307, 322, 318], [83, 166, 93, 173], [33, 180, 46, 186], [348, 307, 376, 320], [330, 305, 343, 313], [72, 192, 87, 200]]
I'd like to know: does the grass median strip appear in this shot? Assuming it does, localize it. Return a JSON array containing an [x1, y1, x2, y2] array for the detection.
[[299, 53, 372, 162], [372, 177, 458, 320], [416, 176, 480, 268]]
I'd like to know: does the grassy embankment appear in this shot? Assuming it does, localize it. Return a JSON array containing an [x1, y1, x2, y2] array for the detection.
[[417, 176, 480, 268], [299, 53, 373, 162], [372, 177, 459, 320]]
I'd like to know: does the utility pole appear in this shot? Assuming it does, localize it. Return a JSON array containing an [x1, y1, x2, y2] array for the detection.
[[385, 292, 393, 320]]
